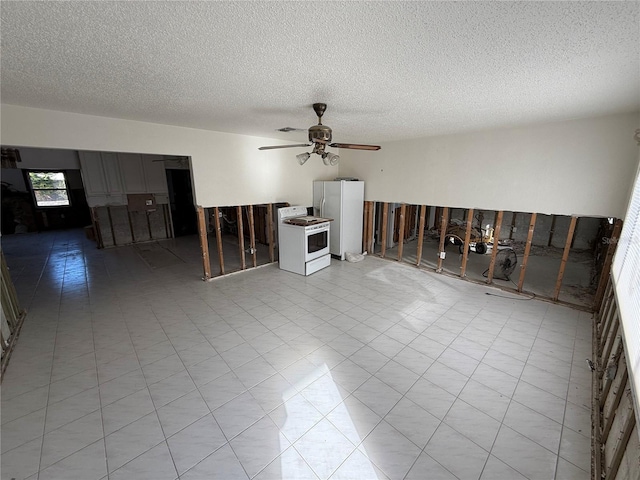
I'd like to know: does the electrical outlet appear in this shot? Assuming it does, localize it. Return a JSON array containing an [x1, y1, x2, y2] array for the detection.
[[439, 252, 446, 259], [512, 227, 518, 232]]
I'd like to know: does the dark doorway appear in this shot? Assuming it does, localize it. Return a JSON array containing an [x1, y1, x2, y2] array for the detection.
[[166, 169, 197, 236]]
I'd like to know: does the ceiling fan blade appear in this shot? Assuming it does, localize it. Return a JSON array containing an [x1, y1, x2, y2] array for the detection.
[[329, 143, 381, 151], [259, 143, 312, 151]]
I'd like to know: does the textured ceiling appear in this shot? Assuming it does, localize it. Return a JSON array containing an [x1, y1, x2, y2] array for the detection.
[[1, 1, 638, 144]]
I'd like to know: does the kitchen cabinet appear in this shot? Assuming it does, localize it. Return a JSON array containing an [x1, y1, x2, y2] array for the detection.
[[118, 153, 146, 193], [143, 156, 169, 195], [79, 151, 126, 206]]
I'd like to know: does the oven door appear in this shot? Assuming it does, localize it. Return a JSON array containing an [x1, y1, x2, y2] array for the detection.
[[305, 223, 330, 261]]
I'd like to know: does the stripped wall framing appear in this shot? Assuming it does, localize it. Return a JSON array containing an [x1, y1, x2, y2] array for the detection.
[[363, 202, 621, 311], [1, 250, 26, 381], [592, 276, 639, 480], [197, 203, 280, 280]]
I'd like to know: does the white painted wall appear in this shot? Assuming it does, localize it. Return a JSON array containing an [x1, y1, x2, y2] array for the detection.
[[3, 105, 637, 217], [1, 105, 338, 207], [338, 112, 640, 218]]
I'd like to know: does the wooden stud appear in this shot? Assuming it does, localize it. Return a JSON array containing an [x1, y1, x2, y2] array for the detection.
[[460, 208, 474, 277], [363, 202, 370, 253], [553, 216, 578, 301], [107, 207, 117, 246], [570, 217, 580, 249], [213, 207, 225, 275], [367, 201, 375, 253], [517, 213, 537, 292], [236, 206, 246, 270], [196, 206, 212, 280], [397, 204, 406, 261], [606, 405, 636, 480], [600, 315, 620, 379], [602, 354, 627, 438], [380, 203, 389, 257], [598, 281, 614, 326], [90, 207, 105, 249], [437, 207, 449, 273], [486, 211, 504, 283], [267, 203, 275, 263], [127, 211, 136, 243], [599, 304, 618, 357], [415, 205, 427, 266], [600, 333, 623, 405], [248, 205, 257, 268], [594, 219, 623, 311]]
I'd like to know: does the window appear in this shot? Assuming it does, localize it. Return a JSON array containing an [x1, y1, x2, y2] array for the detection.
[[27, 171, 71, 207]]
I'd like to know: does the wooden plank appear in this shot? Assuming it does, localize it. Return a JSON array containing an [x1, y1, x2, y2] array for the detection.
[[362, 202, 370, 253], [397, 204, 406, 261], [196, 206, 212, 280], [380, 203, 389, 257], [594, 219, 623, 311], [213, 207, 225, 275], [601, 348, 626, 426], [600, 323, 622, 389], [509, 212, 517, 239], [367, 201, 375, 253], [237, 206, 246, 270], [437, 207, 449, 273], [553, 216, 578, 301], [267, 203, 275, 263], [517, 213, 537, 292], [248, 205, 257, 268], [599, 287, 616, 338], [415, 205, 427, 266], [601, 314, 620, 372], [486, 211, 504, 283], [607, 403, 636, 480], [460, 208, 474, 277], [599, 303, 618, 357], [90, 207, 105, 248], [598, 281, 614, 326]]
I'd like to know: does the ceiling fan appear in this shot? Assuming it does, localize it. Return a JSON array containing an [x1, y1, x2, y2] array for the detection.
[[259, 103, 381, 165]]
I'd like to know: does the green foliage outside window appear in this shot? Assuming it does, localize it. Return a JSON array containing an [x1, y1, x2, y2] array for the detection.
[[28, 172, 70, 207]]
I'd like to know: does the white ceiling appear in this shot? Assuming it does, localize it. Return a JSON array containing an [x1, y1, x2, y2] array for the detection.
[[1, 1, 638, 144]]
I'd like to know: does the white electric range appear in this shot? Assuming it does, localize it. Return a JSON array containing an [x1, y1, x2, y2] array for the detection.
[[277, 206, 332, 276]]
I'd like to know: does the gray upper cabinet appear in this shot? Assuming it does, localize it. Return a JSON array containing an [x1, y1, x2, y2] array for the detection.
[[80, 151, 169, 207], [79, 151, 126, 206], [142, 156, 169, 194], [118, 153, 146, 193]]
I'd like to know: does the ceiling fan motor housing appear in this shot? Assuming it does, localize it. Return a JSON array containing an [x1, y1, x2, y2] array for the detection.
[[309, 124, 332, 144]]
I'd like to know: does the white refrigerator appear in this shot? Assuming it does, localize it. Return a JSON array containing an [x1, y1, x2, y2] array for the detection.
[[313, 180, 364, 260]]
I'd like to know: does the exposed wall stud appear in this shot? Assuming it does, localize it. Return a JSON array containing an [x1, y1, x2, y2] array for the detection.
[[213, 207, 225, 275], [486, 210, 504, 283], [517, 213, 537, 292], [594, 219, 623, 311], [236, 206, 246, 270], [437, 207, 449, 273], [267, 203, 275, 263], [397, 204, 406, 261], [553, 215, 578, 301], [380, 203, 389, 257], [196, 206, 212, 280], [248, 205, 257, 268], [367, 201, 375, 253], [415, 205, 427, 266], [460, 208, 474, 277], [510, 212, 517, 240]]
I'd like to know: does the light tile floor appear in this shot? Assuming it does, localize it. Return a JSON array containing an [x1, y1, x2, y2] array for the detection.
[[1, 230, 592, 480]]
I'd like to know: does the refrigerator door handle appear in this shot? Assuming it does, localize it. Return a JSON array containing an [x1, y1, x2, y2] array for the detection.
[[321, 197, 325, 217]]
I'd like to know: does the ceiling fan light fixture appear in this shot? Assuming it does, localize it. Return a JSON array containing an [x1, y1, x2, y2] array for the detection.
[[326, 152, 340, 166], [296, 152, 311, 165]]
